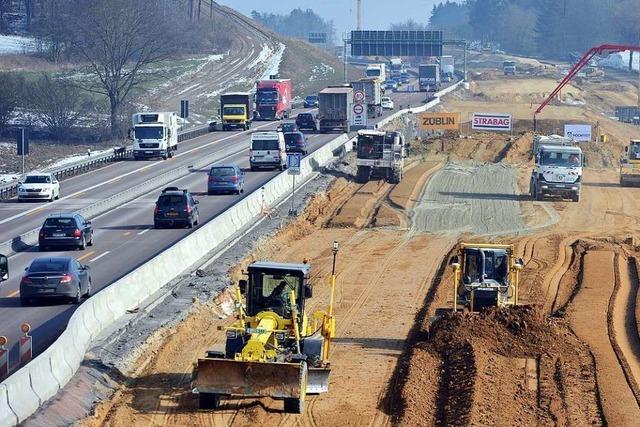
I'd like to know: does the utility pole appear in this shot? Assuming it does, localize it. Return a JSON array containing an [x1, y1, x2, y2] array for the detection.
[[356, 0, 363, 30], [343, 33, 348, 84]]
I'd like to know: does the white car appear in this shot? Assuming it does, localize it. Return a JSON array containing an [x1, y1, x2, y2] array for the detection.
[[18, 173, 60, 202], [381, 97, 394, 110]]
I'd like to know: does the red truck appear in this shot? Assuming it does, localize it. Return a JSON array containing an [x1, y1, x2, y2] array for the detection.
[[255, 79, 293, 120]]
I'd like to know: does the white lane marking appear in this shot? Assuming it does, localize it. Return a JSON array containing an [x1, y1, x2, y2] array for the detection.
[[0, 123, 276, 227], [89, 251, 110, 262], [137, 228, 151, 235]]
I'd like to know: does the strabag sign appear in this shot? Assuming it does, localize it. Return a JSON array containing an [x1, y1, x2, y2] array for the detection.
[[564, 124, 592, 142], [472, 112, 512, 131]]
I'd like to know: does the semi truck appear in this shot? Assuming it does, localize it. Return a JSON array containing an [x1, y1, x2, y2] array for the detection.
[[389, 58, 406, 79], [351, 78, 382, 118], [318, 86, 353, 134], [530, 135, 584, 202], [355, 130, 405, 184], [503, 60, 516, 75], [220, 92, 253, 131], [440, 56, 455, 82], [255, 79, 293, 120], [419, 64, 441, 92], [365, 64, 386, 83], [130, 112, 179, 160]]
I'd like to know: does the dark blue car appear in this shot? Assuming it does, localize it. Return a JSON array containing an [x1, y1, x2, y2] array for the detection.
[[208, 164, 245, 195]]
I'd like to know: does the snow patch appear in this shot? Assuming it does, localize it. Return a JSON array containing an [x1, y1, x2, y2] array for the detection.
[[309, 63, 335, 81], [258, 43, 286, 79], [0, 35, 36, 54], [600, 51, 639, 71], [0, 173, 20, 184], [47, 148, 115, 169]]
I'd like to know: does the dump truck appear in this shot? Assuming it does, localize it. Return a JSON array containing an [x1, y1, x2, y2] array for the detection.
[[503, 60, 516, 75], [441, 243, 524, 314], [0, 253, 7, 282], [419, 64, 440, 92], [192, 259, 337, 413], [130, 112, 179, 160], [220, 92, 253, 131], [255, 79, 293, 120], [351, 78, 382, 118], [620, 139, 640, 186], [355, 130, 405, 184], [440, 55, 455, 82], [365, 63, 386, 83], [530, 136, 584, 202], [318, 86, 353, 133]]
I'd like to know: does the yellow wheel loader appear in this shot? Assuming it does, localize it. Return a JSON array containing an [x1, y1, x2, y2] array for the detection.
[[620, 139, 640, 186], [192, 257, 337, 414], [438, 243, 523, 315]]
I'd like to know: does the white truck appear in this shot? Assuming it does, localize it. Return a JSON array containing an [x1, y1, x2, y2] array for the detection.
[[366, 64, 386, 83], [530, 135, 584, 202], [355, 130, 405, 184], [131, 112, 180, 160], [351, 78, 382, 118], [503, 60, 516, 75], [440, 56, 455, 82]]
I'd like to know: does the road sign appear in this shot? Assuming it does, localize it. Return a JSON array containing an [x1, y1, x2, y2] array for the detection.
[[471, 112, 512, 131], [287, 153, 301, 175], [354, 90, 366, 103], [353, 104, 365, 115], [419, 112, 461, 131], [351, 30, 443, 57], [180, 100, 189, 119]]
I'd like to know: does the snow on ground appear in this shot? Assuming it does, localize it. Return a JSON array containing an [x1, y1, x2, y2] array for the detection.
[[0, 35, 36, 54], [258, 43, 286, 80], [46, 148, 115, 169], [248, 44, 274, 71], [600, 51, 639, 71], [309, 62, 335, 81], [0, 174, 20, 184]]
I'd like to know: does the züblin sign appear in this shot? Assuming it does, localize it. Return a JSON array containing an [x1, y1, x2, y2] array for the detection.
[[419, 112, 460, 131]]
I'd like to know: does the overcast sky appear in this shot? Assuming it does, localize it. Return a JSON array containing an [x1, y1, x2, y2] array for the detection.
[[219, 0, 439, 37]]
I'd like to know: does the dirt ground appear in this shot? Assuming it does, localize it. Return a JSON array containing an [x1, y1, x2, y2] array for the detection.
[[79, 62, 640, 426]]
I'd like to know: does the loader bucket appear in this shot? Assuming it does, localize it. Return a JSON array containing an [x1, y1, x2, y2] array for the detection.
[[195, 358, 305, 399], [307, 367, 331, 394]]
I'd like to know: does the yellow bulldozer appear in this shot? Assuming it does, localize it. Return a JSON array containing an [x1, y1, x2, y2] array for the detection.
[[620, 139, 640, 186], [192, 251, 338, 413], [440, 243, 524, 314]]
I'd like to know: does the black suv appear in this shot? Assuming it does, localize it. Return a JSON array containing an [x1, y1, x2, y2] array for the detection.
[[284, 132, 308, 155], [154, 187, 200, 229], [295, 113, 319, 132], [39, 213, 93, 251]]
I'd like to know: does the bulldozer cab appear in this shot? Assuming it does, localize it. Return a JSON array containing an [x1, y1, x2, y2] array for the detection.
[[462, 247, 509, 286], [244, 261, 311, 323]]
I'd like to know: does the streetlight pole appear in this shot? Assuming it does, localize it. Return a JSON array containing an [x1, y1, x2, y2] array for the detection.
[[329, 240, 339, 317]]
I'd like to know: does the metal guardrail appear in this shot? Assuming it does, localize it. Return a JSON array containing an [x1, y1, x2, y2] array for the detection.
[[0, 124, 212, 201]]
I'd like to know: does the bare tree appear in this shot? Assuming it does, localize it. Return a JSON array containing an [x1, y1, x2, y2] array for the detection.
[[28, 74, 85, 140], [0, 73, 23, 134], [69, 0, 172, 138]]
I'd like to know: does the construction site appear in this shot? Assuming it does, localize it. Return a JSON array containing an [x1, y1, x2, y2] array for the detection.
[[46, 49, 638, 427]]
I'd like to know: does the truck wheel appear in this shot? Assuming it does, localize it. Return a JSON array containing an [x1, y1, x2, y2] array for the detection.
[[535, 188, 543, 201], [390, 169, 402, 184], [572, 193, 580, 203], [356, 166, 370, 183], [199, 393, 221, 410]]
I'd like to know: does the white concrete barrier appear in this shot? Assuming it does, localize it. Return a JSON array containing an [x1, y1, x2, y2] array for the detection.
[[0, 81, 465, 426]]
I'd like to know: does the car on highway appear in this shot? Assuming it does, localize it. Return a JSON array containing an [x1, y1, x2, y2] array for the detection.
[[295, 112, 319, 132], [20, 256, 92, 305], [284, 132, 308, 155], [0, 253, 7, 282], [381, 97, 395, 110], [208, 164, 245, 195], [17, 172, 60, 202], [250, 131, 287, 171], [303, 95, 319, 108], [383, 80, 398, 91], [154, 187, 200, 229], [39, 213, 94, 251], [277, 122, 298, 133]]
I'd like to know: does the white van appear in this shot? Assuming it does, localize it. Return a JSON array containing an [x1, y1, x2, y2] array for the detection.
[[249, 131, 287, 171]]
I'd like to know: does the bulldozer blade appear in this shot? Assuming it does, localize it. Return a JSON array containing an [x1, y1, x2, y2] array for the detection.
[[195, 358, 304, 399], [307, 367, 330, 394]]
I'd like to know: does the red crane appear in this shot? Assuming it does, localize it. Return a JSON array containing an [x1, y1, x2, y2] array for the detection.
[[534, 44, 640, 129]]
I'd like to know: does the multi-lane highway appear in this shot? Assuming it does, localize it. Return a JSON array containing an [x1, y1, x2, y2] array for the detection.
[[0, 85, 439, 369]]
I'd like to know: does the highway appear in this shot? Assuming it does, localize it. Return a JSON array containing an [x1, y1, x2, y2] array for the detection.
[[0, 84, 441, 370]]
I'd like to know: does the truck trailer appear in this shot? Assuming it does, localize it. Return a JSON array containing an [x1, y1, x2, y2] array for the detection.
[[351, 78, 382, 118], [130, 112, 179, 160], [255, 79, 293, 120], [419, 64, 441, 92], [318, 86, 353, 134], [220, 92, 253, 131]]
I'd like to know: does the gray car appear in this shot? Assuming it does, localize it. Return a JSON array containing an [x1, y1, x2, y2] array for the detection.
[[20, 256, 92, 305]]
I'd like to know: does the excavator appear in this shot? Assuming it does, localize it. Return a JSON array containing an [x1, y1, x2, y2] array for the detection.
[[437, 243, 524, 315], [192, 250, 338, 413], [620, 139, 640, 186]]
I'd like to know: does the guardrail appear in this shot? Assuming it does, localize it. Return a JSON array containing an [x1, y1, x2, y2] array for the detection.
[[0, 124, 211, 201], [0, 82, 465, 426]]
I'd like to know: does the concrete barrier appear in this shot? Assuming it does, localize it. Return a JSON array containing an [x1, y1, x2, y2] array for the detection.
[[0, 80, 465, 425]]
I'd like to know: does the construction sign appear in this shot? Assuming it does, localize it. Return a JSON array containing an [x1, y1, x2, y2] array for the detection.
[[472, 112, 512, 131], [419, 112, 461, 131]]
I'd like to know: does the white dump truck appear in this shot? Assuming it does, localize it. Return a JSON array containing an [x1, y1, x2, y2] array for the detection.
[[131, 112, 180, 160], [530, 135, 584, 202], [355, 130, 405, 184]]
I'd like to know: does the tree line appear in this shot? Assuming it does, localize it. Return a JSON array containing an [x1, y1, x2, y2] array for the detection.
[[250, 8, 336, 44], [397, 0, 640, 59]]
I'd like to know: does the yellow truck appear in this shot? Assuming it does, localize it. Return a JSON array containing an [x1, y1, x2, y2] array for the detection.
[[620, 139, 640, 186]]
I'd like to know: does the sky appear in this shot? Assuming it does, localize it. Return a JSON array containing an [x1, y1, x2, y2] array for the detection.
[[219, 0, 440, 38]]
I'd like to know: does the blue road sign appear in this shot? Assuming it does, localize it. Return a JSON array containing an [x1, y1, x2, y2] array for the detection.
[[287, 153, 302, 175]]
